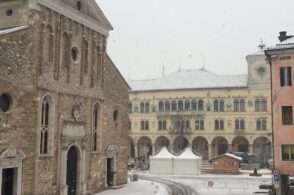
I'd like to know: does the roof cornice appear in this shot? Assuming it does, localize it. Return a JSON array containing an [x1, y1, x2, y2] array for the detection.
[[28, 0, 111, 36]]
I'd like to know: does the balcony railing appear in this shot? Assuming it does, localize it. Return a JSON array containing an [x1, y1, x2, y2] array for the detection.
[[169, 127, 192, 135], [235, 129, 245, 135], [157, 110, 205, 118]]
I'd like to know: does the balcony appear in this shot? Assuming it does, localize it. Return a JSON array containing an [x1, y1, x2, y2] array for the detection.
[[169, 127, 192, 135], [235, 129, 245, 135], [157, 110, 205, 118]]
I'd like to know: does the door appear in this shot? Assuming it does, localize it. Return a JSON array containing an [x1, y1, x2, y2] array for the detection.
[[67, 147, 78, 195], [2, 168, 14, 195], [107, 158, 114, 187]]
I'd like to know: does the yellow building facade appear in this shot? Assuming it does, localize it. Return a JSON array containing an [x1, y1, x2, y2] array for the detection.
[[128, 51, 272, 165]]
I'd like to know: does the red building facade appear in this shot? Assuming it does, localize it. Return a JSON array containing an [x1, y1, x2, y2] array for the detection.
[[265, 31, 294, 195]]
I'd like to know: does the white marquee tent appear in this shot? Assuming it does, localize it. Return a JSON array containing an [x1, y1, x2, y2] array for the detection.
[[149, 147, 202, 175], [149, 147, 175, 174], [174, 147, 202, 175]]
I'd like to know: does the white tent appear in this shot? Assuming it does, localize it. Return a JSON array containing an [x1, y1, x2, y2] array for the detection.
[[149, 147, 175, 174], [174, 147, 202, 175]]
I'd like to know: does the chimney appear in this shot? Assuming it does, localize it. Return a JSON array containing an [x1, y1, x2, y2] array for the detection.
[[279, 31, 287, 42], [278, 31, 294, 42]]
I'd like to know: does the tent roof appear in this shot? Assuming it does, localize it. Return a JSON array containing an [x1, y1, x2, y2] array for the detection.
[[175, 147, 202, 159], [151, 147, 175, 159]]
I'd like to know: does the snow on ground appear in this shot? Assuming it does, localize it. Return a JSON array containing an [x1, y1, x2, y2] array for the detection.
[[141, 171, 272, 195], [94, 179, 168, 195]]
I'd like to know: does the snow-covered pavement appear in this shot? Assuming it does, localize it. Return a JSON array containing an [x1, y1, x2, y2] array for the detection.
[[95, 171, 272, 195], [94, 179, 168, 195]]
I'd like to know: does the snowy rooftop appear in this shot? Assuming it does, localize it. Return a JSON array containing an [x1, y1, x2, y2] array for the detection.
[[129, 69, 248, 92], [175, 147, 202, 159], [151, 147, 175, 159], [0, 26, 30, 36], [211, 153, 242, 161], [267, 36, 294, 50]]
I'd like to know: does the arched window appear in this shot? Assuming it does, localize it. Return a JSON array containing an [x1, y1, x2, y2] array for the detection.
[[145, 102, 150, 113], [145, 121, 149, 130], [191, 100, 197, 110], [140, 102, 144, 113], [262, 119, 267, 130], [214, 100, 218, 112], [171, 101, 177, 111], [158, 121, 162, 130], [184, 100, 190, 111], [234, 99, 239, 111], [159, 101, 164, 112], [178, 100, 183, 111], [82, 39, 88, 73], [240, 99, 245, 111], [40, 95, 53, 155], [240, 119, 245, 129], [198, 99, 204, 111], [61, 32, 70, 68], [128, 103, 132, 113], [96, 46, 103, 79], [220, 120, 224, 130], [163, 121, 167, 130], [256, 119, 261, 130], [165, 101, 170, 111], [215, 120, 219, 130], [93, 104, 100, 151], [113, 110, 119, 127], [44, 25, 54, 63]]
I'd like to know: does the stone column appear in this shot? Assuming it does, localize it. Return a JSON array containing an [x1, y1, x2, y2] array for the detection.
[[152, 144, 155, 155], [208, 144, 212, 159], [169, 144, 174, 152], [134, 143, 138, 158], [228, 144, 232, 153], [249, 144, 253, 155], [60, 148, 68, 195]]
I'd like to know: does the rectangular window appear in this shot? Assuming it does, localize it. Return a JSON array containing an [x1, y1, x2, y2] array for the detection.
[[282, 145, 294, 161], [282, 106, 293, 125], [280, 67, 292, 86]]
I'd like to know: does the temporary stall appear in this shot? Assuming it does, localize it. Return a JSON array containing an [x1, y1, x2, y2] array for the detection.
[[210, 153, 242, 174], [174, 147, 203, 175], [149, 147, 175, 174]]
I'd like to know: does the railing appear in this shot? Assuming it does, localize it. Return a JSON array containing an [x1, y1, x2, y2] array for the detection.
[[169, 128, 192, 135], [157, 110, 206, 118]]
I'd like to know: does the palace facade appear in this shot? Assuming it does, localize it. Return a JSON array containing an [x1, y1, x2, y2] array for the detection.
[[0, 0, 129, 194], [129, 49, 272, 165]]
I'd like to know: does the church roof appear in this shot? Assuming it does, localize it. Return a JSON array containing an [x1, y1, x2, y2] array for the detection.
[[129, 69, 248, 92], [0, 26, 29, 36]]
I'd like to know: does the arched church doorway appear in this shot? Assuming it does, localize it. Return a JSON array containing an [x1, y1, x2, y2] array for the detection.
[[66, 146, 78, 195]]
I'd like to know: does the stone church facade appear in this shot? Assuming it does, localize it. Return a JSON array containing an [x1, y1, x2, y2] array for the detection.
[[0, 0, 129, 195]]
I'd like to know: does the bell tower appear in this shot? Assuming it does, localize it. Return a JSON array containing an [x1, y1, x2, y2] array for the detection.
[[247, 42, 271, 89], [0, 0, 28, 29]]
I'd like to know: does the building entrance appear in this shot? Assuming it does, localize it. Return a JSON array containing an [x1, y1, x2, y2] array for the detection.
[[66, 146, 78, 195], [1, 168, 14, 195], [107, 158, 114, 187]]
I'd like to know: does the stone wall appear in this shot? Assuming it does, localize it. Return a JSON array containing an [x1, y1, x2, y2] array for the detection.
[[0, 3, 129, 194]]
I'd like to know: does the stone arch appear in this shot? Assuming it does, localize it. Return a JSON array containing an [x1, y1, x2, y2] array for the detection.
[[212, 136, 228, 157], [253, 137, 272, 165], [128, 136, 135, 159], [173, 136, 189, 153], [155, 136, 170, 152], [192, 136, 208, 159], [232, 136, 249, 153], [137, 136, 152, 160]]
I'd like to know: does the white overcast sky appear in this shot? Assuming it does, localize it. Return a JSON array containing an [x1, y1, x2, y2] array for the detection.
[[97, 0, 294, 80]]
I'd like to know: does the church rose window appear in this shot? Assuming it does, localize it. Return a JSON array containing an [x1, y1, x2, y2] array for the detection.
[[5, 9, 13, 16]]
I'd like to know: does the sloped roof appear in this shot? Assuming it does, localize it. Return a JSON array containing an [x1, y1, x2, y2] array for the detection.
[[175, 147, 202, 160], [129, 69, 248, 92], [0, 26, 29, 36], [151, 147, 175, 159], [211, 153, 242, 161]]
